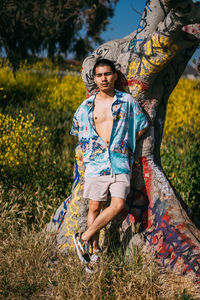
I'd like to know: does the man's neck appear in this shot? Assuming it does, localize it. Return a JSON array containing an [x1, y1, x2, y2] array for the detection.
[[97, 89, 115, 101]]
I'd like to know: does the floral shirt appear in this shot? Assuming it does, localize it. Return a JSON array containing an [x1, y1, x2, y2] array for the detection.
[[70, 90, 149, 178]]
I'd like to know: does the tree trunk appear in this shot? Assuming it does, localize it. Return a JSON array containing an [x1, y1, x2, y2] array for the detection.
[[47, 0, 200, 282]]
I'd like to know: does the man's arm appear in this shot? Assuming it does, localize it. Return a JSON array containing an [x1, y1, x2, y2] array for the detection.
[[136, 126, 149, 141], [129, 95, 149, 141]]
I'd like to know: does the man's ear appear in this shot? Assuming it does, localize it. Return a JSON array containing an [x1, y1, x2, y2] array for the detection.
[[114, 72, 117, 81]]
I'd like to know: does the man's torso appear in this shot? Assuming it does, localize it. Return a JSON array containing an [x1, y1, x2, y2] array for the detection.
[[93, 96, 113, 147], [71, 90, 149, 178]]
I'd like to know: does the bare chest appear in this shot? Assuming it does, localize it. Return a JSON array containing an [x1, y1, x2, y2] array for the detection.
[[93, 101, 113, 124]]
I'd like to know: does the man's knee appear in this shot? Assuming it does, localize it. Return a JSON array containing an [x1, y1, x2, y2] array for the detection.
[[89, 200, 102, 214], [110, 198, 125, 212]]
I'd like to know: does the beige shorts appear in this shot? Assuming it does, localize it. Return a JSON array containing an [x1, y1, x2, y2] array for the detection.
[[83, 174, 130, 202]]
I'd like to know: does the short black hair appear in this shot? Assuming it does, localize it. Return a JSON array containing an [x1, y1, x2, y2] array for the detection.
[[93, 59, 116, 75]]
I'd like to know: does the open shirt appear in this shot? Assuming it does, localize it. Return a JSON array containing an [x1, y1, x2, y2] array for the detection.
[[70, 90, 149, 178]]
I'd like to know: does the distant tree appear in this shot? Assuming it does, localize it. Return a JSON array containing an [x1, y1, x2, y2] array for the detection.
[[0, 0, 119, 71]]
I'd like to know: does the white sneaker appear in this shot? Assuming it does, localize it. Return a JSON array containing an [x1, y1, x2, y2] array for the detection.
[[73, 232, 90, 264], [90, 248, 102, 263]]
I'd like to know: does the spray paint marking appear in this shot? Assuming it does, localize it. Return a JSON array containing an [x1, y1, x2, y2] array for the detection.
[[128, 34, 179, 79], [59, 181, 83, 251], [52, 197, 71, 232], [52, 144, 85, 232], [147, 200, 200, 277], [125, 187, 149, 230], [139, 158, 200, 277], [124, 157, 152, 230], [125, 157, 200, 278], [129, 0, 152, 51], [128, 78, 149, 97]]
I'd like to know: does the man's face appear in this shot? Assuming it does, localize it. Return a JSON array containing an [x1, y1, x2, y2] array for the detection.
[[94, 65, 117, 93]]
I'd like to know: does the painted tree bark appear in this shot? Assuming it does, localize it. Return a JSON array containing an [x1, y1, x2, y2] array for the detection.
[[47, 0, 200, 281]]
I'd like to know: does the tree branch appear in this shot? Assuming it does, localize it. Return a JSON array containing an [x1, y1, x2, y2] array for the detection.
[[130, 4, 142, 16]]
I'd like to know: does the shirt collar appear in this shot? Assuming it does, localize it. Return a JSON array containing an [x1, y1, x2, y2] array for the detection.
[[85, 89, 124, 108]]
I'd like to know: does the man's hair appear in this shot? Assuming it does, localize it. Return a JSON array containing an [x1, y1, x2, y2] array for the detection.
[[93, 59, 116, 75]]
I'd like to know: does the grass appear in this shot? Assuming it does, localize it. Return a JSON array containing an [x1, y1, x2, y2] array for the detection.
[[0, 196, 199, 300]]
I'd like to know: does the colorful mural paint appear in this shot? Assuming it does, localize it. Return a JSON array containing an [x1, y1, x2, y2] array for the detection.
[[122, 157, 200, 281], [127, 34, 179, 79]]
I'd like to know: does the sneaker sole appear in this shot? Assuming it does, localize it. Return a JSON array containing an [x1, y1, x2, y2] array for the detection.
[[90, 254, 100, 263], [73, 233, 89, 264], [85, 264, 95, 274]]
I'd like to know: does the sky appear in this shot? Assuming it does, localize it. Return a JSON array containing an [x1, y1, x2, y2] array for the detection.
[[101, 0, 146, 42], [101, 0, 200, 64]]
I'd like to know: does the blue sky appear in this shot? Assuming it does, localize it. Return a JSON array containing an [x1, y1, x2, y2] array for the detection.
[[101, 0, 199, 63], [101, 0, 146, 42]]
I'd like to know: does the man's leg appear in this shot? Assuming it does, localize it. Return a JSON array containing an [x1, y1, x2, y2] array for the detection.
[[82, 196, 125, 242], [88, 199, 103, 252]]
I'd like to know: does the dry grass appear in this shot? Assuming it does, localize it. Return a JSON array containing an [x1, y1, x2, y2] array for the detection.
[[0, 192, 200, 300]]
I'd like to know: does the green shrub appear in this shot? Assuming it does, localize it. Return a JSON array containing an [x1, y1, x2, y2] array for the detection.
[[161, 136, 200, 219]]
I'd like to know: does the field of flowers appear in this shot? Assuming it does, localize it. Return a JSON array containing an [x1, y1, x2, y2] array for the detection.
[[0, 59, 199, 215], [0, 60, 199, 222], [162, 78, 200, 218], [0, 112, 47, 168], [164, 78, 200, 139], [0, 60, 199, 299]]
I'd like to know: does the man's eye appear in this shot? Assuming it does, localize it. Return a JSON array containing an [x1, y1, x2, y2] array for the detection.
[[96, 74, 102, 77]]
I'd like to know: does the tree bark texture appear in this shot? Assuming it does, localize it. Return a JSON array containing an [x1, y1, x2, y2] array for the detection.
[[47, 0, 200, 282]]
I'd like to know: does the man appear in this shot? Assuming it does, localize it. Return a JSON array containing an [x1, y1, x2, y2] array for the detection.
[[71, 59, 149, 265]]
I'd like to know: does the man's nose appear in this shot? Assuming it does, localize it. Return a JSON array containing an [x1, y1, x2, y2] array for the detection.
[[102, 74, 107, 81]]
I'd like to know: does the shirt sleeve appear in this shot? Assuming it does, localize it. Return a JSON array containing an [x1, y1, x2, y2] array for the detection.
[[127, 94, 149, 152], [134, 101, 149, 132], [70, 114, 79, 137]]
